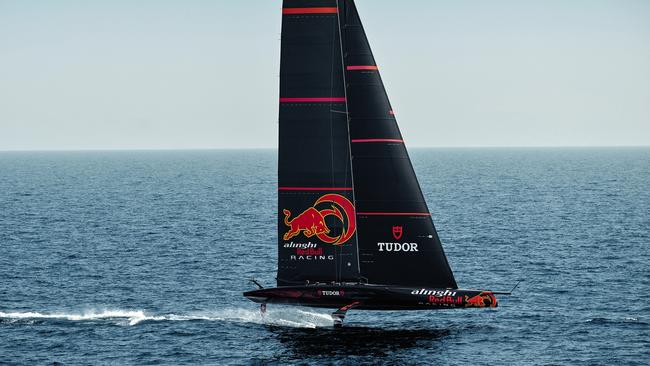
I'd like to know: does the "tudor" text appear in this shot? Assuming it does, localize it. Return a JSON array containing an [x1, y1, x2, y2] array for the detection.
[[377, 243, 419, 252]]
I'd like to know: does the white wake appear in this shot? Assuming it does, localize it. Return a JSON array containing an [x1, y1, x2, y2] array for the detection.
[[0, 307, 333, 328]]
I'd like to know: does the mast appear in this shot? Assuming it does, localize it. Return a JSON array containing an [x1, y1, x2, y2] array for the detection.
[[335, 0, 362, 278], [277, 0, 360, 286], [340, 0, 458, 288]]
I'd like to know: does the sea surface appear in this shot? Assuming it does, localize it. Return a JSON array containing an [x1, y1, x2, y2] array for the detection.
[[0, 148, 648, 365]]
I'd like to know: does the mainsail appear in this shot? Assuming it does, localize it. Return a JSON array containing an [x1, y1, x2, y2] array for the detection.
[[277, 0, 360, 286], [278, 0, 457, 289]]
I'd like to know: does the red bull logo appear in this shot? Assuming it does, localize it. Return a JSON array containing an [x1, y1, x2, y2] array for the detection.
[[283, 194, 356, 245], [464, 292, 497, 308]]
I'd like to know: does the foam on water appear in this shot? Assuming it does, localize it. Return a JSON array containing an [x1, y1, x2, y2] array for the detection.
[[586, 316, 648, 326], [0, 307, 334, 328], [0, 310, 163, 326]]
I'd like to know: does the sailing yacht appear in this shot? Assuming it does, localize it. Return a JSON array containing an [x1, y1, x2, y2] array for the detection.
[[244, 0, 504, 326]]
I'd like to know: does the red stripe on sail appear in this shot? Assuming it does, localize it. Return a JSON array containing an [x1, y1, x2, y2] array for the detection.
[[279, 187, 353, 191], [357, 212, 431, 216], [351, 139, 404, 143], [347, 66, 378, 71], [283, 7, 338, 14], [280, 97, 346, 103]]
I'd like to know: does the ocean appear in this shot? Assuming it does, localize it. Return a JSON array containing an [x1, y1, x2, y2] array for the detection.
[[1, 148, 648, 365]]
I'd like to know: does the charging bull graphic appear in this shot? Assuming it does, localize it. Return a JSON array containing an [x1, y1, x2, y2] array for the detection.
[[283, 194, 356, 245], [464, 292, 497, 308]]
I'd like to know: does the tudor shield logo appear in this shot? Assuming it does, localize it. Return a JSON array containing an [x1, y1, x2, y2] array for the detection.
[[282, 194, 356, 245], [392, 226, 403, 240], [378, 225, 419, 252]]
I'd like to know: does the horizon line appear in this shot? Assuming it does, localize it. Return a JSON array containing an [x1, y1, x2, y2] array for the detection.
[[1, 145, 649, 153]]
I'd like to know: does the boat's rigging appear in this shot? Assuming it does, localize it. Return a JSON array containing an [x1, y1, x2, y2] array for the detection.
[[336, 0, 361, 282], [327, 4, 342, 284]]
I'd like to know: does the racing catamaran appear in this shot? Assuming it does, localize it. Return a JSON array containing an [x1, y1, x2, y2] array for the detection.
[[244, 0, 506, 326]]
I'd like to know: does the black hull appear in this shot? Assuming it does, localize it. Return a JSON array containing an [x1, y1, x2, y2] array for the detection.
[[244, 284, 497, 311]]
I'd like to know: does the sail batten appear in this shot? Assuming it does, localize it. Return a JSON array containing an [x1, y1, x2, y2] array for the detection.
[[280, 97, 346, 103], [282, 7, 339, 15], [279, 187, 353, 191], [346, 65, 378, 70]]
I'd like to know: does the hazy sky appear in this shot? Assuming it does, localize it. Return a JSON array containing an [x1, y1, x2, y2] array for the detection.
[[1, 0, 649, 150]]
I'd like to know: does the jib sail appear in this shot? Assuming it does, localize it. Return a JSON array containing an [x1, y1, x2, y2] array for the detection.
[[339, 0, 457, 288], [277, 0, 360, 286]]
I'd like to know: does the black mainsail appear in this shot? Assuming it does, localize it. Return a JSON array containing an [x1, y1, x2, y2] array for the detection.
[[277, 0, 359, 286], [246, 0, 501, 325]]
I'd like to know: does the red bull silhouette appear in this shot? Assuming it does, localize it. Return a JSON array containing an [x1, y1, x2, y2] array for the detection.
[[465, 292, 497, 308], [283, 207, 330, 241], [282, 194, 356, 245]]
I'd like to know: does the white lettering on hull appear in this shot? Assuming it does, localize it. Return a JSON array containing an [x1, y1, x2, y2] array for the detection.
[[410, 288, 458, 297]]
